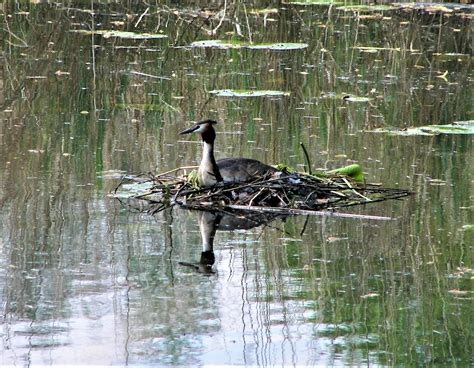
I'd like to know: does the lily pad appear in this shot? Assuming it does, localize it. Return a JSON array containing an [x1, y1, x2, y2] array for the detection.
[[320, 93, 372, 102], [337, 5, 397, 12], [397, 3, 454, 13], [342, 95, 372, 103], [114, 103, 178, 112], [210, 89, 290, 97], [249, 8, 279, 15], [353, 46, 401, 53], [71, 30, 168, 39], [284, 0, 343, 5], [433, 52, 471, 60], [190, 40, 308, 50], [367, 121, 474, 136], [246, 43, 308, 50]]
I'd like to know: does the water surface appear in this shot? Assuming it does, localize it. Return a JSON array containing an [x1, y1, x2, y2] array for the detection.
[[1, 2, 473, 366]]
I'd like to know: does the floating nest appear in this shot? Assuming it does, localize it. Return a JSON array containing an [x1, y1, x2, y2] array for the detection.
[[113, 166, 412, 219]]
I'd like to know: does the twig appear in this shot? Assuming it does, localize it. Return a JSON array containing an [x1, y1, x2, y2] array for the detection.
[[113, 168, 412, 216], [225, 205, 395, 221], [248, 188, 265, 207], [211, 0, 227, 35], [243, 3, 252, 43], [155, 166, 198, 177], [129, 70, 171, 80], [3, 16, 28, 47], [135, 7, 149, 28]]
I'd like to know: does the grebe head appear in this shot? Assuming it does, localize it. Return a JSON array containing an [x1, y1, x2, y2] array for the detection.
[[179, 120, 218, 143]]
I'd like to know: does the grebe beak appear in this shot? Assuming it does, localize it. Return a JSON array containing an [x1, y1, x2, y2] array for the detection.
[[179, 124, 201, 135]]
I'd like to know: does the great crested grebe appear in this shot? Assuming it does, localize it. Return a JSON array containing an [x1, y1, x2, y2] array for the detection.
[[180, 119, 278, 186]]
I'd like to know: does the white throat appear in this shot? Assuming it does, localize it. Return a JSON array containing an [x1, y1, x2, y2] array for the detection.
[[198, 141, 217, 186]]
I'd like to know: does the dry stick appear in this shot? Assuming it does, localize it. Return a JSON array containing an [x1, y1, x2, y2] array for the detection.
[[154, 166, 198, 178], [4, 21, 28, 47], [129, 70, 171, 81], [180, 178, 267, 200], [114, 175, 129, 194], [187, 177, 370, 207], [172, 181, 190, 204], [329, 192, 412, 210], [342, 176, 372, 202], [134, 7, 149, 28], [274, 192, 287, 206], [211, 0, 227, 35], [212, 175, 293, 195], [116, 167, 411, 213], [248, 188, 266, 207], [225, 205, 394, 221], [243, 2, 252, 43], [304, 190, 319, 203]]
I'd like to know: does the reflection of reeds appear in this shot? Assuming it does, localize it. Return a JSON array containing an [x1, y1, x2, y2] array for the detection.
[[1, 3, 472, 365]]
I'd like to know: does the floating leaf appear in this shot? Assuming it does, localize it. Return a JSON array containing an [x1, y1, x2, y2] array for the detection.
[[342, 95, 372, 103], [190, 40, 308, 50], [283, 0, 344, 5], [434, 52, 470, 58], [398, 3, 457, 14], [71, 29, 168, 39], [367, 121, 474, 136], [448, 289, 470, 296], [337, 5, 397, 12], [246, 43, 308, 50], [249, 8, 279, 14], [114, 103, 178, 112], [190, 40, 232, 49], [454, 120, 474, 125], [320, 93, 372, 102], [353, 46, 401, 52], [361, 293, 380, 299], [210, 89, 290, 97]]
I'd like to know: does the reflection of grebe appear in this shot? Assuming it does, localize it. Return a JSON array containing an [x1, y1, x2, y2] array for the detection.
[[179, 211, 219, 274], [180, 120, 278, 187], [179, 210, 283, 274]]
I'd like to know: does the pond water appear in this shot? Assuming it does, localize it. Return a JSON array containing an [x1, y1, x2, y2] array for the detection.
[[1, 1, 473, 366]]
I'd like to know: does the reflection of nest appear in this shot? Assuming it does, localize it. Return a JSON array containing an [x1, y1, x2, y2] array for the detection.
[[113, 169, 412, 219]]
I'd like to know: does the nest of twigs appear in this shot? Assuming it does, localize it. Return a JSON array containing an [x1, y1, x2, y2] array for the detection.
[[113, 167, 412, 218]]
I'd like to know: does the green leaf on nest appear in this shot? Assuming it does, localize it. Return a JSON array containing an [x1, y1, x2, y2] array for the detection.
[[327, 164, 365, 183]]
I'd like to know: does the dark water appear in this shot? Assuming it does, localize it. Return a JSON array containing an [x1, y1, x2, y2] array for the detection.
[[1, 2, 473, 366]]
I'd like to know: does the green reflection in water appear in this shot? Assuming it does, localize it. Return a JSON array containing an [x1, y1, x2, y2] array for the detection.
[[0, 1, 472, 366]]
